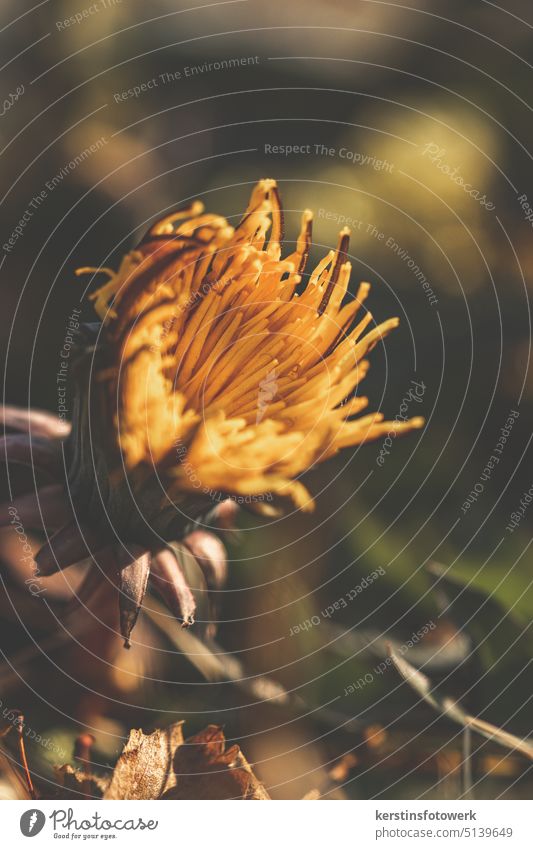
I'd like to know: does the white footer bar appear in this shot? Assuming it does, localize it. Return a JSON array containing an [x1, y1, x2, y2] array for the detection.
[[3, 799, 531, 848]]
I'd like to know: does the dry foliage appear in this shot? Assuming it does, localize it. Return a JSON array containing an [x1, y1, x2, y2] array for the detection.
[[55, 722, 270, 801]]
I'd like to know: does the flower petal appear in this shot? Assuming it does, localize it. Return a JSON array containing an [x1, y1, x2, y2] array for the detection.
[[150, 545, 196, 628], [35, 522, 99, 575], [117, 546, 151, 649], [1, 405, 70, 438]]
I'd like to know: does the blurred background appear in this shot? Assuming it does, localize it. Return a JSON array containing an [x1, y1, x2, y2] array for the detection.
[[1, 0, 533, 799]]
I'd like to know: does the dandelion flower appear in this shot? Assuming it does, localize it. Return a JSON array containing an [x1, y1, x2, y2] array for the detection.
[[1, 180, 423, 647]]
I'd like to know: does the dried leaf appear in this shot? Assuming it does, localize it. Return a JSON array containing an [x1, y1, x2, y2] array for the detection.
[[118, 548, 151, 648], [163, 725, 270, 800], [104, 722, 184, 800]]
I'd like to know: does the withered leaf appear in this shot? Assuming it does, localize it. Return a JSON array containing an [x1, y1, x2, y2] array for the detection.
[[119, 548, 151, 648], [163, 725, 270, 800], [104, 722, 184, 800]]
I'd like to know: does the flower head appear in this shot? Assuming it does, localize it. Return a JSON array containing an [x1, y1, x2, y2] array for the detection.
[[83, 178, 423, 520], [2, 180, 423, 648]]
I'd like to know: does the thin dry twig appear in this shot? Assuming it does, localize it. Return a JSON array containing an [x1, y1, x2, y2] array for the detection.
[[388, 645, 533, 761]]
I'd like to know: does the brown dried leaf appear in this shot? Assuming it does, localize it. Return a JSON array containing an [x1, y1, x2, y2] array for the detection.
[[119, 547, 151, 648], [163, 725, 270, 800], [104, 722, 184, 800]]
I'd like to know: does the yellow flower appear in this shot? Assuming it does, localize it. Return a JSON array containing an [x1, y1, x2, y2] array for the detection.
[[1, 180, 423, 648], [83, 178, 423, 516]]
